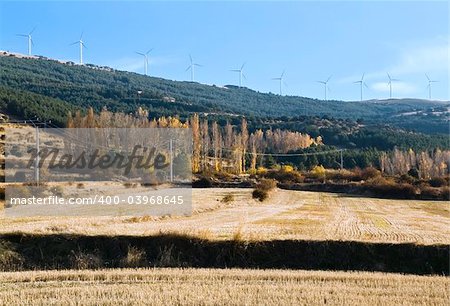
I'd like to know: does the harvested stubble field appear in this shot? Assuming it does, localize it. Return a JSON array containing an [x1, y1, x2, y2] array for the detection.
[[0, 268, 448, 305], [0, 188, 448, 245]]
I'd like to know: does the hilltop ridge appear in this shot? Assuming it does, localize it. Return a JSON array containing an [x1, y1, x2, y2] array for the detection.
[[0, 53, 448, 134]]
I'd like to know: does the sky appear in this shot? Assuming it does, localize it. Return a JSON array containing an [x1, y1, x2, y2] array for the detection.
[[0, 0, 448, 101]]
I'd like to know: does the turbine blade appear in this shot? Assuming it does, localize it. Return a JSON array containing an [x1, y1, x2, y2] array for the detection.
[[29, 26, 37, 35], [31, 38, 34, 46], [194, 63, 203, 67], [241, 62, 246, 70], [16, 34, 28, 37], [189, 54, 193, 63], [146, 48, 153, 55], [69, 41, 79, 46], [364, 82, 369, 89], [326, 75, 332, 82], [82, 42, 87, 49], [80, 31, 84, 40], [136, 52, 145, 56], [230, 69, 240, 72], [185, 65, 191, 72], [425, 73, 430, 81], [361, 73, 365, 81], [387, 72, 391, 80], [242, 73, 247, 80]]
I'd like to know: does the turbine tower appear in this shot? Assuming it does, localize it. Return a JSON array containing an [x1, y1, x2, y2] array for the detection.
[[387, 73, 399, 98], [317, 75, 332, 100], [353, 73, 368, 101], [425, 74, 439, 100], [136, 49, 153, 75], [70, 33, 87, 65], [185, 55, 202, 82], [17, 26, 36, 55], [272, 70, 286, 95], [230, 63, 246, 87]]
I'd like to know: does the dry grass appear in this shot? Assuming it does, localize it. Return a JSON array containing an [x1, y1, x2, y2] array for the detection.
[[0, 188, 448, 245], [0, 268, 447, 305]]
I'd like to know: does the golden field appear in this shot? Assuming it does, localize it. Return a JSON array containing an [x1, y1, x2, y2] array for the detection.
[[0, 188, 448, 245], [0, 268, 448, 305]]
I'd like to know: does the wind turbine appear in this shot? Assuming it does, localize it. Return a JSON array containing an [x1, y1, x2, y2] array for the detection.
[[17, 26, 36, 55], [136, 49, 153, 75], [185, 55, 202, 82], [70, 33, 87, 65], [317, 75, 332, 100], [425, 74, 439, 100], [353, 73, 368, 101], [387, 73, 399, 98], [230, 62, 246, 87], [272, 70, 286, 95]]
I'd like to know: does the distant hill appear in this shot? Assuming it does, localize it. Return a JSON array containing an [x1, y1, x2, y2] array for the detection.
[[0, 54, 448, 134]]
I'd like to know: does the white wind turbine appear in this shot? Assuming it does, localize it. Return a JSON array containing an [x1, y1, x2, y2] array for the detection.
[[387, 73, 399, 98], [353, 73, 368, 101], [185, 55, 202, 82], [317, 75, 332, 100], [70, 33, 87, 65], [230, 63, 246, 87], [272, 70, 286, 95], [136, 49, 153, 76], [425, 74, 439, 100], [17, 26, 36, 55]]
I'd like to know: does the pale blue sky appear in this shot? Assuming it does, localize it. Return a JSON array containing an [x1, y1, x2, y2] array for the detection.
[[0, 1, 448, 101]]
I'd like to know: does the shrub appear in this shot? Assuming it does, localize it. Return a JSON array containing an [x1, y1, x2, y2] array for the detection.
[[252, 178, 276, 202], [70, 251, 102, 269], [221, 194, 235, 203], [360, 167, 381, 180], [326, 169, 359, 182], [258, 178, 277, 191], [400, 174, 416, 184], [0, 241, 23, 271], [264, 169, 304, 184], [408, 168, 420, 179], [256, 167, 268, 175], [281, 165, 294, 172], [429, 177, 448, 188], [419, 186, 441, 200], [365, 177, 417, 199], [192, 176, 213, 188], [310, 165, 326, 180], [252, 189, 269, 202], [76, 183, 85, 189], [123, 182, 137, 188], [120, 246, 146, 268]]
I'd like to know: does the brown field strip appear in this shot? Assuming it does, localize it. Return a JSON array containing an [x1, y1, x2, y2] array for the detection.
[[0, 268, 448, 305]]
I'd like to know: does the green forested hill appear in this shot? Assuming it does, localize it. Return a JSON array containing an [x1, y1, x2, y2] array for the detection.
[[0, 55, 448, 134]]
